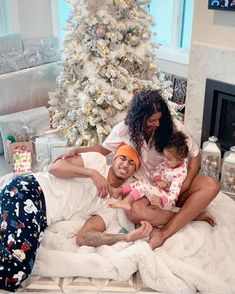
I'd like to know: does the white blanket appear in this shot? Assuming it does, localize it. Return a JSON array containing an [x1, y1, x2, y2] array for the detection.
[[1, 174, 235, 293]]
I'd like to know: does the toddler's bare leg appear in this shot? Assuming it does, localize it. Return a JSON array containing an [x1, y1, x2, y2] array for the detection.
[[108, 194, 135, 211]]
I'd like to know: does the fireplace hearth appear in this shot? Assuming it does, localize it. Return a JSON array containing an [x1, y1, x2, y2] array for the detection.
[[201, 79, 235, 152]]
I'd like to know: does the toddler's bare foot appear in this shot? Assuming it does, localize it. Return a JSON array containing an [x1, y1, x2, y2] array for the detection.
[[108, 199, 132, 211], [194, 211, 216, 226]]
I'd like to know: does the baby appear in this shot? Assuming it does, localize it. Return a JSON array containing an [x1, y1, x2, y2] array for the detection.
[[110, 131, 188, 211]]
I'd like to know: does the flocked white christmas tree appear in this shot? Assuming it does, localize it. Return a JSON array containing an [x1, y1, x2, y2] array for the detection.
[[49, 0, 173, 146]]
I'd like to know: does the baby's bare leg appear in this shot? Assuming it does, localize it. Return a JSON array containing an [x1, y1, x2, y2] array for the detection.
[[108, 194, 135, 211]]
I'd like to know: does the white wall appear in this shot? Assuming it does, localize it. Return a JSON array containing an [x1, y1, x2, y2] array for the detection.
[[191, 0, 235, 48], [8, 0, 54, 38], [184, 0, 235, 145], [158, 58, 188, 78]]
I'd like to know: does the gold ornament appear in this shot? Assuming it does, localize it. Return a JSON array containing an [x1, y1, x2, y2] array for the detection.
[[80, 137, 89, 146], [75, 10, 82, 21], [83, 103, 93, 115], [114, 0, 125, 5], [97, 42, 109, 56], [96, 25, 107, 39], [146, 63, 156, 79], [105, 107, 117, 117]]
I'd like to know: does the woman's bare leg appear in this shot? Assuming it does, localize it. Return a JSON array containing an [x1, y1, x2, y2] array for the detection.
[[125, 197, 176, 226], [148, 175, 219, 249]]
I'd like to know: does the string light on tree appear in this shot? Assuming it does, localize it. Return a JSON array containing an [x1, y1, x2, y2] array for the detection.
[[49, 0, 176, 146]]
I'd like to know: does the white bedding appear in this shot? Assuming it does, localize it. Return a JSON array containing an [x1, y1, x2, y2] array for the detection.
[[1, 174, 235, 293]]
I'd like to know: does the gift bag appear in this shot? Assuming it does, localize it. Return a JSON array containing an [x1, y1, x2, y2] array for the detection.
[[12, 149, 32, 176], [8, 141, 34, 164], [0, 107, 50, 162]]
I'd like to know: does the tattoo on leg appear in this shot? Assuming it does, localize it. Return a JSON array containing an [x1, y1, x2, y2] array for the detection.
[[78, 231, 127, 247]]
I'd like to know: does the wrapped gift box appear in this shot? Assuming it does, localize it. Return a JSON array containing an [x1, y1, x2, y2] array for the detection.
[[0, 34, 26, 74], [0, 107, 50, 162], [0, 34, 23, 56], [35, 136, 66, 162], [0, 35, 60, 75], [23, 38, 44, 68], [34, 136, 67, 171], [40, 37, 60, 63], [50, 146, 74, 162]]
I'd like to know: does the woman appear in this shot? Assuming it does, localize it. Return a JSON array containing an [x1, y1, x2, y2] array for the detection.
[[59, 89, 220, 249]]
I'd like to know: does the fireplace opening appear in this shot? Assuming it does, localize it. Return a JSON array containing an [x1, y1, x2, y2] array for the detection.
[[201, 79, 235, 152]]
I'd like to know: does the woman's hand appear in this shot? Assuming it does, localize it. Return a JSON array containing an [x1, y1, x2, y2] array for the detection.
[[180, 177, 192, 193], [91, 170, 111, 198], [53, 148, 80, 162]]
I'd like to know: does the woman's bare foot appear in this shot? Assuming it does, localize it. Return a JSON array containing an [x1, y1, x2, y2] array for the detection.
[[194, 211, 216, 226], [109, 198, 132, 211], [148, 227, 166, 249]]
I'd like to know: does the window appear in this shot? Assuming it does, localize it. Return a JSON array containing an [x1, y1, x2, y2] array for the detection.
[[58, 0, 71, 43], [150, 0, 194, 64], [180, 0, 194, 51], [0, 0, 9, 36], [56, 1, 194, 65]]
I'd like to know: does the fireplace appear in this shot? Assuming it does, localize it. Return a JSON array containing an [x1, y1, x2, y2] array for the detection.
[[201, 79, 235, 152]]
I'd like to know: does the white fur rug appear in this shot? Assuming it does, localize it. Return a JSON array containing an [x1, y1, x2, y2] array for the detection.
[[1, 174, 235, 293]]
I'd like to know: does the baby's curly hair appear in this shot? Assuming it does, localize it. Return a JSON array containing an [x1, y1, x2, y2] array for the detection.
[[124, 90, 173, 155], [166, 131, 189, 159]]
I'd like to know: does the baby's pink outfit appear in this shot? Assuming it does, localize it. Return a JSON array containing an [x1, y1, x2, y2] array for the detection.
[[122, 159, 188, 210]]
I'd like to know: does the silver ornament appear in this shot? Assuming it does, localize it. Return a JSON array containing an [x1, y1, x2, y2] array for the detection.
[[130, 35, 140, 46]]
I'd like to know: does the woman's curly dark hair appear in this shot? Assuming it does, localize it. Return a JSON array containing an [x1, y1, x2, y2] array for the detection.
[[124, 90, 173, 155]]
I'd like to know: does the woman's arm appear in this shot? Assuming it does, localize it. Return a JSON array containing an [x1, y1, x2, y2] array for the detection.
[[53, 145, 111, 162]]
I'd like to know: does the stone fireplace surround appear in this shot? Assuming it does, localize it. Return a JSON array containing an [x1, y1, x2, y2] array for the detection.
[[184, 42, 235, 147]]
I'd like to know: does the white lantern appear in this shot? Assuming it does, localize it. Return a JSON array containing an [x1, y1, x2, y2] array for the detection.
[[200, 136, 221, 180], [220, 146, 235, 196]]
